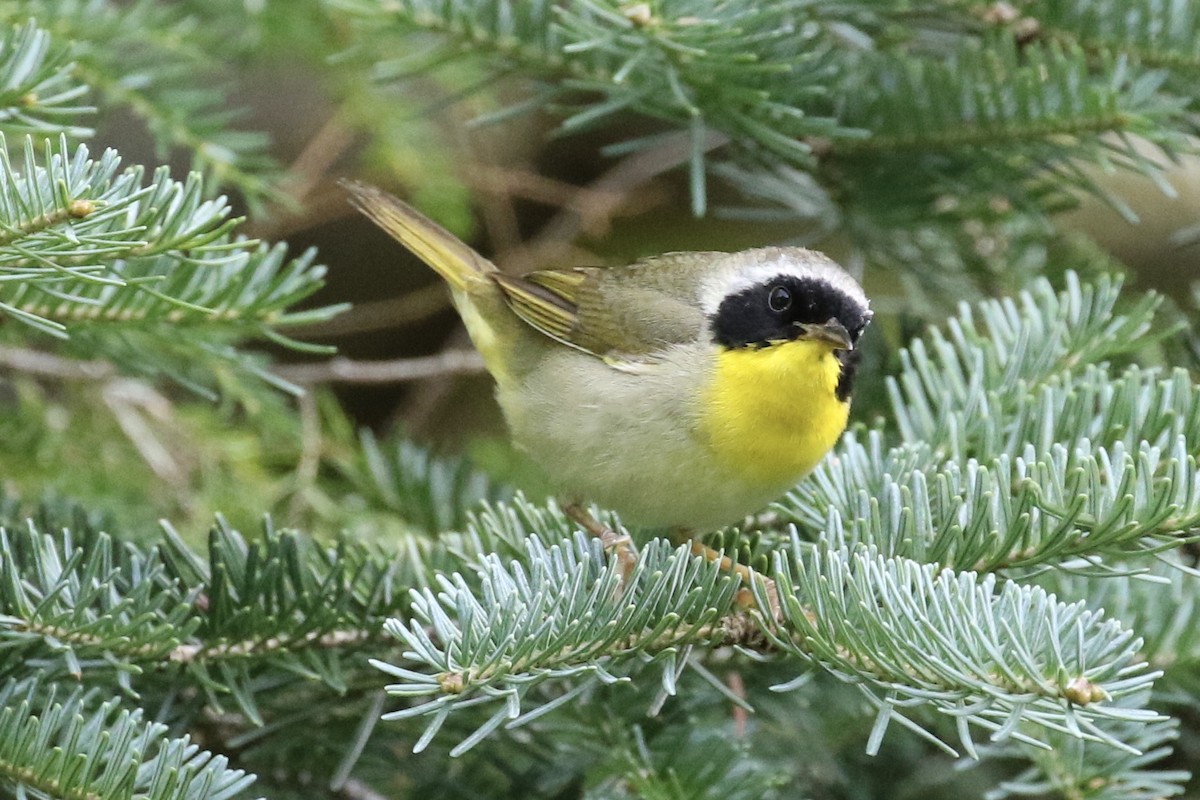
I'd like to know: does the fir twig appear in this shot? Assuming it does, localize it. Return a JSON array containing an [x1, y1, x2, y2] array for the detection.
[[0, 676, 256, 800], [0, 20, 93, 139], [3, 1, 278, 200]]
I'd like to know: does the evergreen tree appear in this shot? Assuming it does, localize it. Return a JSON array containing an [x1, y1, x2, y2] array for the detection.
[[1, 2, 1199, 798]]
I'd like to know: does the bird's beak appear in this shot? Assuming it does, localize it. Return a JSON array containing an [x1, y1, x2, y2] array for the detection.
[[797, 318, 854, 350]]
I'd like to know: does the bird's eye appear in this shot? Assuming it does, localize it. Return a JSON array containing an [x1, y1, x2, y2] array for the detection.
[[767, 285, 792, 312]]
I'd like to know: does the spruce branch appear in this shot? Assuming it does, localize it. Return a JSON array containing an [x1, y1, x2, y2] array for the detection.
[[1034, 0, 1200, 75], [5, 0, 278, 200], [0, 523, 197, 677], [782, 274, 1200, 571], [371, 520, 1164, 759], [834, 31, 1198, 235], [1049, 557, 1200, 678], [374, 531, 746, 756], [0, 516, 419, 713], [330, 0, 853, 214], [837, 37, 1190, 161], [764, 545, 1161, 758], [789, 371, 1200, 572], [340, 429, 513, 536], [0, 431, 519, 696], [331, 1, 1198, 229], [980, 694, 1188, 800], [883, 272, 1161, 455], [0, 676, 256, 800], [0, 134, 343, 392], [0, 20, 92, 139], [148, 519, 405, 720], [608, 725, 786, 800], [0, 135, 339, 334]]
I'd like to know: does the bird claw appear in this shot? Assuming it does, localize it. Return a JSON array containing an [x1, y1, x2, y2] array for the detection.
[[563, 501, 638, 583]]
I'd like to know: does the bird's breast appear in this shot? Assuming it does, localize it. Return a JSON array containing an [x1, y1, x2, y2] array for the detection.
[[700, 339, 850, 486]]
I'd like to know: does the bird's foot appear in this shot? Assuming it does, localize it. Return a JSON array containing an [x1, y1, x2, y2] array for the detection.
[[563, 502, 638, 583], [687, 539, 782, 622]]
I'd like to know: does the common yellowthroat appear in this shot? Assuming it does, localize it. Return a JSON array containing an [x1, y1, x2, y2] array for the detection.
[[346, 183, 871, 531]]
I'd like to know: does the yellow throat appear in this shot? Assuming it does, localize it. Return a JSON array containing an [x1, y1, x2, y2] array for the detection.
[[701, 338, 850, 486]]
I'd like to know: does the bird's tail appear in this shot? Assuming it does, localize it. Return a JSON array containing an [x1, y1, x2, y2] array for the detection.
[[342, 180, 495, 293]]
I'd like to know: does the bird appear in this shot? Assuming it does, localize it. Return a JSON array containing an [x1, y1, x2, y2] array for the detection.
[[344, 182, 871, 574]]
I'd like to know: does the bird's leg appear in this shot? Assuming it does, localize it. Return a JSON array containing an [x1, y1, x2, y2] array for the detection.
[[681, 533, 783, 622], [563, 501, 638, 582]]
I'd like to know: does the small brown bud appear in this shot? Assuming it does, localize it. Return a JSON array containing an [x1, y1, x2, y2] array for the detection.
[[622, 3, 653, 27], [980, 2, 1019, 25], [1013, 16, 1042, 45], [1063, 676, 1104, 705], [438, 672, 466, 694], [804, 136, 833, 158], [67, 199, 96, 218]]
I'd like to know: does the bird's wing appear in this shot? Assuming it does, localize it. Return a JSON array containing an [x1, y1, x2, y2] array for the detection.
[[492, 263, 706, 361]]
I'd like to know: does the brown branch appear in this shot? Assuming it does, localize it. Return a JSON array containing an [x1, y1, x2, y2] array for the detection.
[[462, 163, 629, 216], [284, 283, 452, 339], [0, 345, 115, 380], [0, 331, 483, 390], [274, 349, 486, 385], [399, 327, 478, 430], [727, 670, 748, 738], [103, 379, 186, 486], [282, 115, 357, 206], [244, 114, 358, 241], [495, 129, 728, 273]]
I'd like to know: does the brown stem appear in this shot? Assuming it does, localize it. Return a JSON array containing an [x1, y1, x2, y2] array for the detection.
[[273, 349, 485, 384]]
